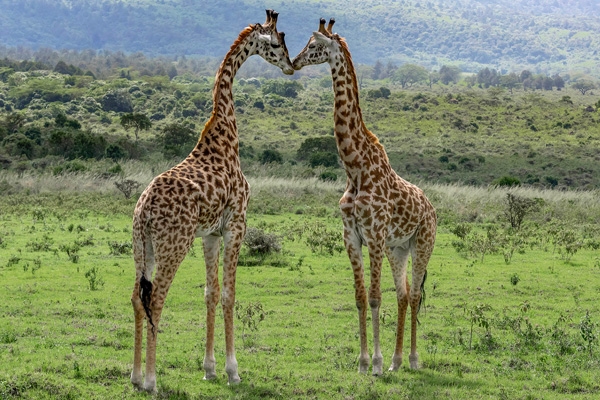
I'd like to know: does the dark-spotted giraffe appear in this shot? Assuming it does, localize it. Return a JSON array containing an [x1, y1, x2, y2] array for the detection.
[[292, 19, 436, 375], [130, 10, 294, 392]]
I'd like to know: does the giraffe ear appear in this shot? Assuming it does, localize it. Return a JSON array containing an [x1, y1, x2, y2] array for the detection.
[[312, 31, 332, 45]]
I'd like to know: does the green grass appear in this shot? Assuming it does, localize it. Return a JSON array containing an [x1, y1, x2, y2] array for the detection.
[[1, 187, 600, 399]]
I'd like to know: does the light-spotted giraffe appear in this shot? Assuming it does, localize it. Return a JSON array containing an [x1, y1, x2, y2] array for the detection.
[[292, 19, 436, 375], [130, 10, 293, 392]]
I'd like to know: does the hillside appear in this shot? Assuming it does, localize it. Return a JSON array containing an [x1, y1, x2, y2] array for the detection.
[[1, 58, 599, 190], [1, 0, 600, 76]]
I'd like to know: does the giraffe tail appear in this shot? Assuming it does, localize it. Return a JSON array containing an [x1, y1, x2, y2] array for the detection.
[[417, 270, 428, 324], [139, 274, 155, 333]]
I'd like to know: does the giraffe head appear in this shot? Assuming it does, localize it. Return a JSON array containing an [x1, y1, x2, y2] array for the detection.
[[292, 18, 337, 70], [252, 9, 294, 75]]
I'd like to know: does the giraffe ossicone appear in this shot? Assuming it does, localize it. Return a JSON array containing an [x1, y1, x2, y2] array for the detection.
[[292, 19, 437, 375], [130, 9, 293, 393]]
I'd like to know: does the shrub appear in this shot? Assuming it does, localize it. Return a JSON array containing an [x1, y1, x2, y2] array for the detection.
[[319, 171, 338, 182], [243, 227, 281, 256], [105, 144, 127, 161], [259, 149, 283, 164], [85, 267, 104, 291], [158, 123, 196, 159], [309, 152, 338, 168], [108, 241, 132, 256], [504, 193, 539, 230], [114, 179, 141, 199], [297, 136, 338, 161], [494, 176, 521, 187]]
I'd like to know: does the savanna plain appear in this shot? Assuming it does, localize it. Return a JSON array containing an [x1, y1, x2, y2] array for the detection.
[[1, 165, 599, 399]]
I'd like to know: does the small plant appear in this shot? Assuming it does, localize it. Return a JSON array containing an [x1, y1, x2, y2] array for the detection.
[[510, 273, 520, 286], [234, 301, 266, 348], [243, 227, 281, 256], [451, 223, 472, 240], [467, 303, 492, 350], [25, 234, 54, 252], [114, 179, 141, 199], [305, 224, 344, 256], [31, 257, 41, 274], [7, 255, 20, 267], [108, 241, 132, 256], [85, 266, 105, 291], [579, 311, 598, 357], [59, 243, 80, 263]]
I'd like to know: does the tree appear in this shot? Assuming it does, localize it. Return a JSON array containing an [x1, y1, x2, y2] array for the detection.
[[499, 73, 520, 94], [297, 136, 338, 161], [372, 60, 384, 80], [120, 113, 152, 141], [553, 74, 565, 90], [159, 123, 196, 159], [572, 80, 596, 95], [356, 65, 374, 89], [428, 71, 440, 88], [477, 68, 499, 88], [259, 149, 283, 164], [439, 65, 461, 85], [261, 79, 303, 98], [393, 64, 429, 88]]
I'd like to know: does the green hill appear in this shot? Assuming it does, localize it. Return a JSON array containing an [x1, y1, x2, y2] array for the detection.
[[2, 0, 600, 75]]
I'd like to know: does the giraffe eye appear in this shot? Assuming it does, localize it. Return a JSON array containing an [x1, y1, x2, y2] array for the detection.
[[271, 44, 281, 49], [308, 45, 316, 49]]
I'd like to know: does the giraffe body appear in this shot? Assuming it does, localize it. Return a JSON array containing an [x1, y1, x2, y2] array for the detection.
[[130, 10, 293, 392], [292, 20, 436, 375]]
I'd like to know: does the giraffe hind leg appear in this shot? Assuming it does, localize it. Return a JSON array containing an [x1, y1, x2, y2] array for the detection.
[[409, 229, 435, 370], [386, 245, 410, 372], [131, 275, 145, 389]]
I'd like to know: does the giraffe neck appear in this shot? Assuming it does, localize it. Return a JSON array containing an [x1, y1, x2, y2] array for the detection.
[[328, 42, 387, 176], [195, 28, 258, 162]]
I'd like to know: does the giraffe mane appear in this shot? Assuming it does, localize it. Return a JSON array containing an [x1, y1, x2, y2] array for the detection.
[[200, 25, 256, 141], [335, 35, 389, 162]]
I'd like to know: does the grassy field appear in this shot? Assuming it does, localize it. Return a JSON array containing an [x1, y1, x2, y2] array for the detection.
[[1, 175, 600, 399]]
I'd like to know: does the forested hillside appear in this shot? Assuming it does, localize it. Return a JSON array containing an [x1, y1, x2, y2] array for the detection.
[[1, 0, 600, 76], [1, 50, 599, 190]]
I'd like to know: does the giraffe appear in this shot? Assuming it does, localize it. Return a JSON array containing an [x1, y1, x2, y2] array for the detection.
[[292, 19, 437, 375], [129, 10, 294, 392]]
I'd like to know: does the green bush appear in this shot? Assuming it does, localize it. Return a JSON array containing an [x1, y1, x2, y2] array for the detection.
[[243, 227, 281, 256], [297, 136, 338, 161], [494, 176, 521, 187], [309, 152, 338, 168], [259, 149, 283, 164]]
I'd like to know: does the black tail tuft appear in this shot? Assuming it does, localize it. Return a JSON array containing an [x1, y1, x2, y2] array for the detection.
[[140, 275, 155, 333], [417, 270, 428, 324]]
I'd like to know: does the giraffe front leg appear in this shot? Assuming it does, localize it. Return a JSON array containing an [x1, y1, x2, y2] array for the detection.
[[202, 235, 221, 381], [366, 239, 385, 376], [342, 221, 370, 373], [222, 228, 243, 385]]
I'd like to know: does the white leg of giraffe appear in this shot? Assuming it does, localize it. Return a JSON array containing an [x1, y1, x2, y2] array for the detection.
[[221, 225, 244, 384], [202, 235, 221, 381], [386, 245, 410, 371]]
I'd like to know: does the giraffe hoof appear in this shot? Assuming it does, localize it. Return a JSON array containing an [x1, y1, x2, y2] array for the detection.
[[227, 376, 242, 385], [203, 373, 217, 381], [409, 353, 419, 369], [130, 372, 143, 389]]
